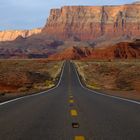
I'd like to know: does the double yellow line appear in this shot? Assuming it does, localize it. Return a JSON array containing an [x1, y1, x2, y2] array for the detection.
[[68, 62, 85, 140], [75, 136, 85, 140]]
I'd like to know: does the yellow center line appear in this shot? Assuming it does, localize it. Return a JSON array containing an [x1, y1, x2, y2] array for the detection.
[[70, 109, 78, 116], [75, 136, 85, 140], [69, 99, 74, 103]]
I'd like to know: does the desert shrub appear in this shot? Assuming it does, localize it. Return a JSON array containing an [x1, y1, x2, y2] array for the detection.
[[46, 80, 54, 88], [26, 71, 53, 83], [0, 92, 5, 96], [97, 64, 111, 74], [116, 78, 133, 90]]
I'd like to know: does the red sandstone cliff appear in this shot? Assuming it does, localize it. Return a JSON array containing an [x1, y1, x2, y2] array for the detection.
[[89, 41, 140, 59], [0, 3, 140, 59], [49, 46, 93, 60], [43, 4, 140, 40]]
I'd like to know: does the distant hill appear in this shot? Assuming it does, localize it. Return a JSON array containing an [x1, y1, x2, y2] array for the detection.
[[132, 1, 140, 4], [0, 28, 41, 42]]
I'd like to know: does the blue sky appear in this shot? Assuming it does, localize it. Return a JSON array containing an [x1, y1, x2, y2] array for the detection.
[[0, 0, 138, 30]]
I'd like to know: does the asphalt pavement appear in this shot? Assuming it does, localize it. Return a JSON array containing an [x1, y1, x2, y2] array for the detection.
[[0, 61, 140, 140]]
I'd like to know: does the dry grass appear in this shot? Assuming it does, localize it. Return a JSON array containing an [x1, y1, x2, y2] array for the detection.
[[0, 59, 63, 97], [75, 60, 140, 101]]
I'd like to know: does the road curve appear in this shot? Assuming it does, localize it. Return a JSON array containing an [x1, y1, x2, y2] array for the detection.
[[0, 61, 140, 140]]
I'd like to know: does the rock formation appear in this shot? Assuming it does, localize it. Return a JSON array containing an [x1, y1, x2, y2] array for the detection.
[[88, 40, 140, 59], [0, 28, 41, 41], [49, 40, 140, 60], [43, 4, 140, 40], [49, 46, 93, 60]]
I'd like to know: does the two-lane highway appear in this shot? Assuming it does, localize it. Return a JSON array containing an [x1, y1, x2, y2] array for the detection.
[[0, 61, 140, 140]]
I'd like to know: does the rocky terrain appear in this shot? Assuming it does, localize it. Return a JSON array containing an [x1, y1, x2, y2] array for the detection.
[[49, 39, 140, 60], [88, 39, 140, 59], [0, 33, 64, 58], [49, 46, 93, 60], [43, 4, 140, 40], [0, 28, 41, 41]]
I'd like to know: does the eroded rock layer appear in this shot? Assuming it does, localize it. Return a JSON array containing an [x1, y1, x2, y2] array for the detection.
[[0, 28, 41, 41], [43, 4, 140, 40]]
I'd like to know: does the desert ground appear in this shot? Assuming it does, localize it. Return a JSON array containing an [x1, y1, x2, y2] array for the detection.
[[75, 60, 140, 101], [0, 59, 63, 102]]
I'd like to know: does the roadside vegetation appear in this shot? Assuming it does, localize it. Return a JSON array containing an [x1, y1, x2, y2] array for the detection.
[[0, 59, 63, 102], [75, 60, 140, 101]]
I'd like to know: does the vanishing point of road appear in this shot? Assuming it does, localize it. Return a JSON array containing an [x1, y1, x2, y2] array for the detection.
[[0, 61, 140, 140]]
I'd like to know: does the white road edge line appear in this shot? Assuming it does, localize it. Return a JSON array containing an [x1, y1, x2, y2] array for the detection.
[[0, 61, 66, 106], [73, 62, 140, 105]]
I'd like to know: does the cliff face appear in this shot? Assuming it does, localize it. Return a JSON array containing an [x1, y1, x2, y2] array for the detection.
[[0, 28, 41, 41], [43, 4, 140, 40]]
